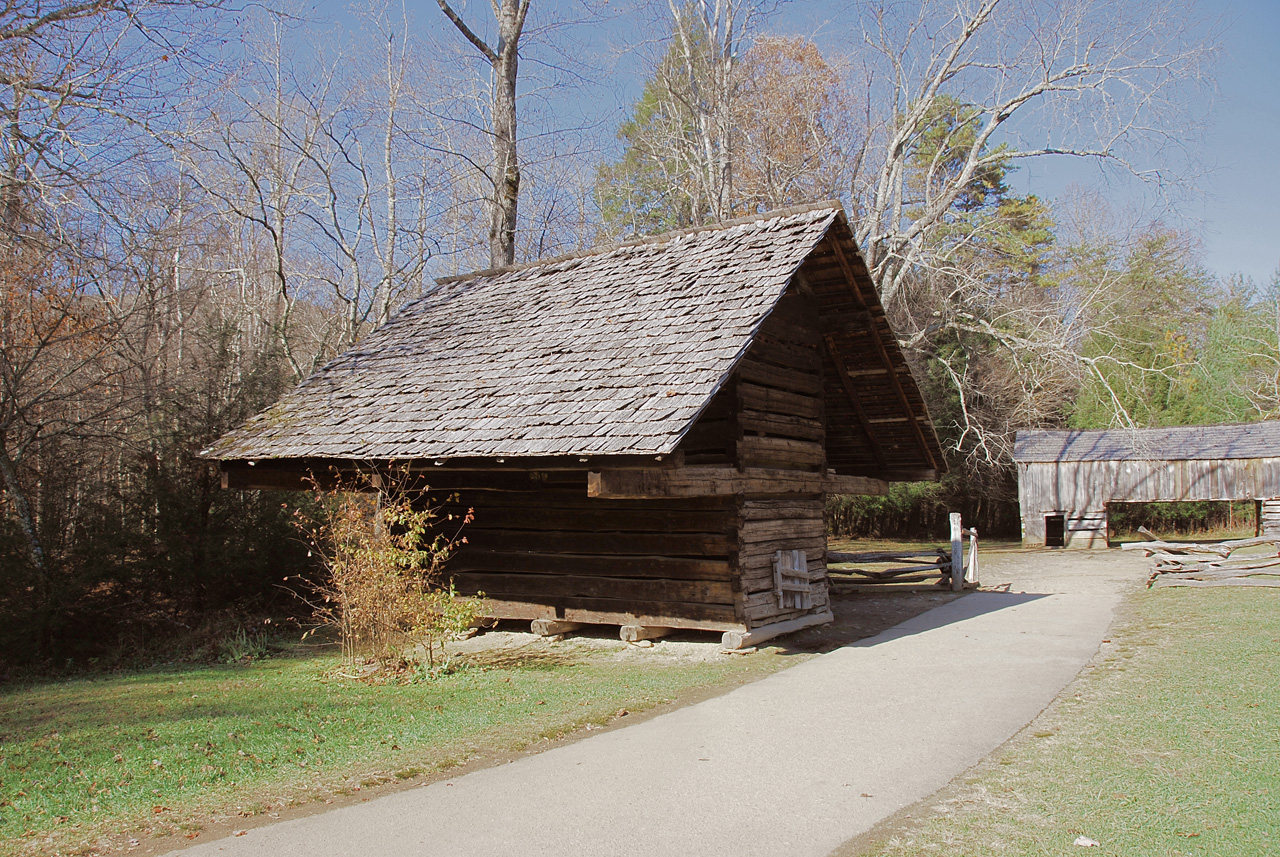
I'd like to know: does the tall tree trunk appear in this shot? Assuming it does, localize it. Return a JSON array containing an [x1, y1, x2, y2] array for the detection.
[[490, 36, 520, 268], [437, 0, 530, 269]]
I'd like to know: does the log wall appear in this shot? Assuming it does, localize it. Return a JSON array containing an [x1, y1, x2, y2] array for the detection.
[[432, 291, 839, 633], [434, 470, 743, 631], [730, 291, 827, 473], [735, 495, 828, 629]]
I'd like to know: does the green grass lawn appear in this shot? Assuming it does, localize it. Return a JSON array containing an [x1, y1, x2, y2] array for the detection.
[[861, 586, 1280, 856], [0, 646, 785, 856]]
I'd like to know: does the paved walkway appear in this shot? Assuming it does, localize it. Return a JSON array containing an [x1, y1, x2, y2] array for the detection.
[[171, 550, 1146, 857]]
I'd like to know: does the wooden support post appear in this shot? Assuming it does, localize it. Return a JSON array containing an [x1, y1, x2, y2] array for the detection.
[[619, 625, 673, 643], [720, 610, 834, 650], [530, 619, 584, 637], [950, 512, 963, 592]]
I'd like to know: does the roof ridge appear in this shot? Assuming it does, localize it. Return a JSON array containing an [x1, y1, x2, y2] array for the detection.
[[435, 200, 846, 286]]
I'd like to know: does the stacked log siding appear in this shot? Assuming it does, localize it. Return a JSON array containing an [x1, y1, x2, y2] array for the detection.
[[206, 202, 943, 637]]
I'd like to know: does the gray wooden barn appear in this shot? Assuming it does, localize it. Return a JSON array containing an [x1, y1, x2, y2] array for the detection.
[[1013, 423, 1280, 548], [203, 203, 944, 647]]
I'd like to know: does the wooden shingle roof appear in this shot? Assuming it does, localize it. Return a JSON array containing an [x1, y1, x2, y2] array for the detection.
[[204, 203, 941, 471], [1013, 423, 1280, 463]]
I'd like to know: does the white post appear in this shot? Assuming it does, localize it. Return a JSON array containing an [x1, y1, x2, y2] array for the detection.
[[950, 512, 963, 592]]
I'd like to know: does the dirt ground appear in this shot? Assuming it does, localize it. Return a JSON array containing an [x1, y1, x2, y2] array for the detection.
[[446, 584, 969, 667]]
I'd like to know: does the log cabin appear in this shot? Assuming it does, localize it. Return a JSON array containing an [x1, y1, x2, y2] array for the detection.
[[1014, 423, 1280, 548], [202, 202, 945, 648]]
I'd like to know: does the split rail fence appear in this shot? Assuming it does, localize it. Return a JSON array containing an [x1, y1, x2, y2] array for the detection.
[[1122, 529, 1280, 588], [828, 512, 979, 592]]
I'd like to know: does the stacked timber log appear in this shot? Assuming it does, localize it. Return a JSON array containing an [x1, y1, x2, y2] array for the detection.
[[1122, 535, 1280, 588]]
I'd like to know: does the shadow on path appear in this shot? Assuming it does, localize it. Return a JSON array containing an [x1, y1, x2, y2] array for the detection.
[[769, 588, 1050, 657]]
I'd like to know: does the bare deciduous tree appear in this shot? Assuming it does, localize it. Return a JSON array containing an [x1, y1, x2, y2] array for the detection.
[[0, 0, 232, 651], [847, 0, 1219, 312], [436, 0, 530, 269], [186, 4, 455, 377]]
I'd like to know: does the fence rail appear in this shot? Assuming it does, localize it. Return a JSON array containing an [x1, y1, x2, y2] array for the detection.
[[828, 513, 979, 591]]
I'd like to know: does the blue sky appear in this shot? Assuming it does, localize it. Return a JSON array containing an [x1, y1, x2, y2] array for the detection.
[[324, 0, 1278, 285], [1197, 0, 1279, 285]]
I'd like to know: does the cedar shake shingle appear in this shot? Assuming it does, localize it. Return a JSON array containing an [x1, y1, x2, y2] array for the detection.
[[204, 207, 841, 461]]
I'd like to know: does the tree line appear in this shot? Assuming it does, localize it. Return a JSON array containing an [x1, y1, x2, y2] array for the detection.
[[0, 0, 1259, 665]]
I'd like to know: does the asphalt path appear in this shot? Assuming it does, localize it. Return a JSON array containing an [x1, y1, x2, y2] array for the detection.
[[169, 550, 1147, 857]]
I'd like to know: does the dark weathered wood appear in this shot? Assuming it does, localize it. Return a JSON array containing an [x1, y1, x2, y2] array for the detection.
[[440, 504, 733, 533], [740, 519, 825, 543], [587, 466, 886, 499], [831, 573, 938, 584], [820, 237, 940, 473], [455, 572, 735, 604], [736, 435, 826, 470], [477, 596, 740, 626], [449, 550, 732, 581], [738, 382, 822, 420], [822, 332, 885, 469], [838, 563, 947, 579], [737, 356, 823, 396], [461, 528, 732, 557], [828, 550, 946, 563], [748, 331, 822, 373], [479, 598, 743, 631], [737, 410, 825, 442]]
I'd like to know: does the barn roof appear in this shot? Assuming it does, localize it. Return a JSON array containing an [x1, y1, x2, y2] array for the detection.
[[203, 202, 941, 472], [1013, 423, 1280, 463]]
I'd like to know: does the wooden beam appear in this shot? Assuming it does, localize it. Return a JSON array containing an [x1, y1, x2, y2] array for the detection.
[[822, 331, 886, 469], [530, 619, 584, 637], [721, 609, 834, 650], [216, 453, 687, 492], [823, 237, 942, 473], [620, 625, 674, 643], [587, 466, 888, 499], [221, 463, 357, 492], [478, 598, 743, 632]]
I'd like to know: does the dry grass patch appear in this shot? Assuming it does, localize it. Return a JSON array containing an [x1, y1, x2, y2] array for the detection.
[[858, 587, 1280, 856]]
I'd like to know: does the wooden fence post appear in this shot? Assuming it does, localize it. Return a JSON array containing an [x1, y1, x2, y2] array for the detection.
[[950, 512, 963, 592]]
